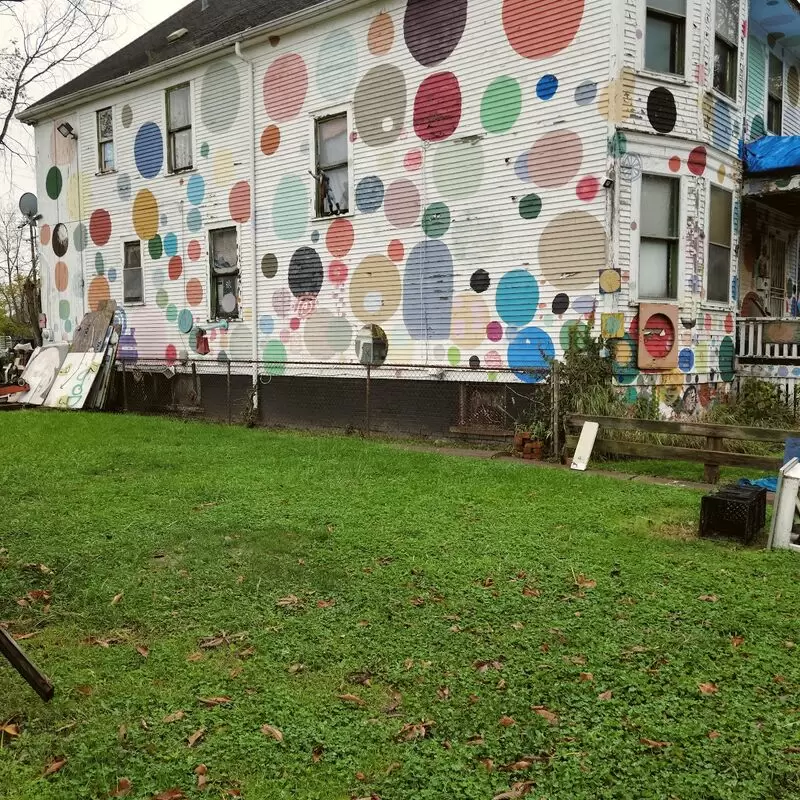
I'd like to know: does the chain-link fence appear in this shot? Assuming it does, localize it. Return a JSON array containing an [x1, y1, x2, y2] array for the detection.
[[113, 359, 559, 446]]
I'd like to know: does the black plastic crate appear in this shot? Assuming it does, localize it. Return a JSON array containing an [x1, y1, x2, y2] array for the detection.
[[699, 485, 767, 544]]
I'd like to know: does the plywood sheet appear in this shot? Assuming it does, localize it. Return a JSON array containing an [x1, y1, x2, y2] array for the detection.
[[15, 343, 69, 406], [43, 351, 106, 409]]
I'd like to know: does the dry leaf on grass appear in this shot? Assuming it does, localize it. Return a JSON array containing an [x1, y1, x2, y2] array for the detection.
[[640, 738, 671, 748], [316, 599, 335, 609], [574, 574, 596, 589], [152, 790, 185, 800], [117, 724, 127, 742], [473, 659, 504, 673], [479, 758, 494, 771], [136, 645, 149, 658], [76, 685, 93, 696], [784, 746, 800, 754], [288, 663, 305, 675], [385, 761, 400, 775], [698, 594, 719, 602], [437, 686, 451, 701], [384, 691, 402, 714], [276, 595, 301, 609], [187, 728, 206, 747], [111, 592, 124, 605], [492, 780, 536, 800], [409, 597, 425, 607], [109, 777, 132, 797], [499, 715, 516, 727], [194, 764, 207, 791], [43, 758, 67, 777], [731, 636, 745, 648], [579, 672, 594, 682], [522, 586, 541, 598], [186, 652, 203, 663], [510, 622, 524, 631], [699, 682, 719, 695], [198, 696, 231, 707], [598, 690, 613, 701], [260, 725, 283, 742], [0, 721, 20, 737], [708, 730, 721, 739], [15, 632, 38, 640], [162, 710, 185, 723], [397, 720, 434, 741], [466, 734, 485, 746], [531, 706, 559, 725], [312, 745, 324, 763], [338, 693, 366, 707]]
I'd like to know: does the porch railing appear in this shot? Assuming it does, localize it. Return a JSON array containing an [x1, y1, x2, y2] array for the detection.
[[737, 318, 800, 361]]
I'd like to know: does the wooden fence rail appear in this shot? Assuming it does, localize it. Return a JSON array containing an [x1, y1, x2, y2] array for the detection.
[[565, 414, 791, 483]]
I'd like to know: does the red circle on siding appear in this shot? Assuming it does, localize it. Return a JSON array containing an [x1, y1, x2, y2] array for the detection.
[[186, 277, 203, 306], [413, 72, 461, 142], [688, 146, 707, 176], [188, 240, 201, 261], [228, 180, 251, 223], [668, 155, 681, 172], [290, 317, 301, 330], [89, 209, 112, 246], [328, 260, 348, 284], [502, 0, 584, 59], [260, 125, 281, 156], [168, 256, 183, 281], [643, 314, 675, 358], [576, 176, 599, 202], [263, 53, 308, 122], [724, 312, 734, 333], [388, 239, 405, 262], [326, 218, 354, 258], [165, 343, 177, 365]]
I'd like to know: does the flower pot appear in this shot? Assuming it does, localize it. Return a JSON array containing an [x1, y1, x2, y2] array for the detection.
[[514, 431, 531, 452], [523, 440, 544, 460]]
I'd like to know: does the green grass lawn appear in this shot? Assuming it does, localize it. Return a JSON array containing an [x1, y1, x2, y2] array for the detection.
[[1, 411, 800, 800], [595, 458, 776, 484]]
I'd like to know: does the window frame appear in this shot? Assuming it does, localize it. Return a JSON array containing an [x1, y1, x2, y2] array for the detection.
[[208, 224, 241, 322], [122, 239, 144, 305], [705, 183, 735, 307], [712, 0, 739, 101], [634, 173, 683, 303], [768, 53, 784, 135], [643, 1, 687, 78], [309, 105, 354, 220], [96, 106, 115, 174], [165, 83, 193, 174]]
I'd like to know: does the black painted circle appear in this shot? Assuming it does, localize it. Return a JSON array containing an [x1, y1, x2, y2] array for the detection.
[[470, 268, 490, 293], [552, 293, 569, 315], [469, 355, 480, 369], [647, 86, 677, 134], [52, 223, 69, 257], [288, 247, 323, 297], [261, 252, 278, 279]]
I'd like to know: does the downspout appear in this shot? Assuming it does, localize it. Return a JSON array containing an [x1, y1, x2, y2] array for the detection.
[[75, 120, 86, 323], [234, 40, 259, 410]]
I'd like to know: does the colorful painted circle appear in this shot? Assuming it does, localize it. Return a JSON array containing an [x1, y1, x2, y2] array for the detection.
[[384, 179, 420, 227], [470, 269, 490, 293], [149, 235, 163, 260], [502, 0, 583, 59], [133, 189, 159, 240], [259, 315, 275, 335], [273, 175, 309, 240], [507, 327, 555, 383], [413, 72, 461, 142], [687, 146, 707, 176], [73, 223, 88, 252], [107, 267, 117, 283], [678, 348, 694, 372], [528, 130, 583, 188], [177, 308, 194, 334], [316, 30, 358, 101], [496, 269, 538, 326], [574, 80, 597, 105], [52, 223, 69, 257], [166, 304, 177, 322], [288, 246, 323, 297], [95, 252, 104, 275], [229, 181, 251, 223], [59, 299, 70, 320], [356, 175, 384, 213], [404, 0, 467, 67], [121, 104, 133, 128], [368, 12, 394, 55], [87, 276, 111, 311], [156, 288, 168, 309], [46, 166, 63, 199], [186, 208, 203, 233], [552, 293, 569, 314], [261, 125, 280, 156], [536, 74, 558, 101], [54, 261, 69, 292], [326, 217, 354, 258], [486, 321, 503, 342], [134, 122, 164, 179], [480, 75, 522, 134], [163, 232, 178, 257], [388, 240, 405, 262], [263, 53, 308, 122], [519, 193, 542, 220], [576, 176, 600, 202], [646, 86, 677, 134], [187, 174, 205, 205], [421, 202, 451, 238], [188, 240, 201, 261], [719, 336, 735, 382], [263, 340, 287, 375], [89, 209, 112, 246], [261, 253, 279, 279], [354, 64, 407, 147], [168, 256, 183, 281], [186, 278, 203, 307]]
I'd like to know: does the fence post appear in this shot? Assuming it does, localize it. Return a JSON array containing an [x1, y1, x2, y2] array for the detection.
[[365, 363, 371, 438], [226, 360, 232, 425], [121, 359, 128, 412], [551, 360, 561, 461], [704, 436, 722, 484]]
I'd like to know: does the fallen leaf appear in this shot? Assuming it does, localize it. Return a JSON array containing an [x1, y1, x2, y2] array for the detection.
[[492, 780, 536, 800], [187, 652, 203, 663], [473, 659, 504, 673], [522, 586, 541, 598], [437, 686, 450, 701], [187, 728, 206, 747], [579, 672, 594, 682], [27, 589, 51, 602], [136, 645, 149, 658], [0, 721, 20, 737], [338, 693, 366, 707], [731, 636, 744, 648], [539, 642, 550, 653], [510, 622, 524, 631], [192, 501, 219, 511], [698, 594, 719, 602], [195, 764, 208, 791], [383, 691, 402, 714], [277, 594, 300, 609], [152, 790, 185, 800], [76, 685, 93, 696], [355, 771, 366, 781], [312, 745, 324, 763], [708, 730, 721, 739], [640, 737, 671, 748], [403, 658, 414, 670], [316, 599, 336, 609], [24, 563, 53, 575], [785, 641, 796, 649], [118, 724, 127, 742], [468, 694, 480, 705], [397, 720, 434, 741], [237, 646, 255, 660], [229, 667, 242, 679], [288, 663, 305, 675], [496, 679, 507, 691], [784, 746, 800, 754], [500, 758, 541, 772], [199, 631, 246, 649], [410, 597, 425, 606], [111, 592, 124, 605], [43, 757, 67, 777], [261, 724, 283, 742], [531, 706, 559, 725], [197, 696, 231, 707], [598, 690, 613, 701], [162, 710, 185, 723], [499, 715, 516, 727], [109, 777, 132, 797], [466, 734, 485, 746], [140, 718, 150, 731], [479, 757, 494, 771], [449, 624, 462, 632], [574, 574, 596, 590], [699, 682, 719, 695]]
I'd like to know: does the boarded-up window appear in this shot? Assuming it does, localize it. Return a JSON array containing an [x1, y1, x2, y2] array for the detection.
[[314, 113, 349, 216], [97, 107, 114, 173], [210, 227, 239, 320], [645, 0, 685, 75], [123, 241, 143, 304], [166, 84, 192, 172], [639, 175, 680, 300], [707, 185, 733, 303]]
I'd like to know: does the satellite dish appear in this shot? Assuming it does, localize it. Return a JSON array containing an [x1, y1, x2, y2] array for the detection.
[[18, 192, 38, 219]]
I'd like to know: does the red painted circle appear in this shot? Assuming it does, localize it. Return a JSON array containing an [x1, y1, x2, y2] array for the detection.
[[263, 53, 308, 122], [413, 72, 461, 142], [168, 256, 183, 281], [39, 224, 51, 246], [326, 217, 354, 258], [188, 240, 201, 261], [289, 317, 301, 331], [54, 261, 69, 292], [642, 313, 675, 359], [228, 180, 251, 223], [502, 0, 584, 59], [89, 209, 112, 246], [668, 155, 681, 172], [186, 277, 203, 307], [404, 149, 423, 171], [165, 344, 177, 364], [724, 312, 734, 334], [688, 146, 707, 176], [260, 125, 280, 156], [387, 239, 405, 262], [576, 175, 600, 202]]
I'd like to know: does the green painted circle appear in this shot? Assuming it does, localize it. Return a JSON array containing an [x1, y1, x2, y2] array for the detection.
[[149, 235, 163, 260], [200, 142, 210, 158], [421, 202, 451, 238], [155, 288, 169, 308], [719, 335, 735, 382], [447, 346, 460, 366], [263, 340, 287, 375], [480, 76, 522, 134], [46, 166, 63, 200], [608, 130, 627, 156], [273, 176, 309, 241], [165, 304, 178, 322], [559, 320, 591, 352], [95, 252, 104, 275], [433, 140, 484, 200], [177, 308, 194, 334], [58, 299, 70, 320], [519, 193, 542, 220]]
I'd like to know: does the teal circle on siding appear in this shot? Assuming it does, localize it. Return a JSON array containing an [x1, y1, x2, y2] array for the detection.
[[496, 269, 538, 327], [187, 174, 205, 205], [719, 335, 735, 382], [165, 304, 178, 322], [177, 308, 194, 334], [263, 339, 287, 375], [64, 319, 72, 333], [163, 232, 178, 257], [273, 175, 309, 241], [187, 208, 203, 233], [59, 299, 70, 320], [95, 252, 104, 275], [200, 61, 241, 133], [200, 142, 210, 158], [421, 202, 451, 238], [316, 30, 358, 100], [73, 223, 88, 252], [519, 193, 542, 220]]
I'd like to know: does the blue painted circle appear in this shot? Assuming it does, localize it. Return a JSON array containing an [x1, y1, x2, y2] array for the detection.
[[187, 174, 205, 205], [514, 152, 530, 183], [355, 176, 384, 213], [678, 348, 694, 372], [574, 80, 597, 106], [536, 74, 558, 101], [258, 314, 275, 335], [177, 308, 194, 334], [186, 208, 202, 233], [107, 267, 117, 283], [507, 327, 554, 383], [134, 122, 164, 179], [496, 269, 539, 327], [163, 232, 178, 257], [572, 295, 596, 315], [95, 252, 104, 275]]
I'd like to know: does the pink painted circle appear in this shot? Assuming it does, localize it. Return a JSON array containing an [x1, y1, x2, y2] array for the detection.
[[228, 181, 251, 223], [188, 240, 201, 261], [502, 0, 584, 59], [486, 321, 503, 342], [576, 175, 599, 202], [404, 149, 423, 171], [290, 317, 301, 331], [724, 312, 734, 334], [328, 260, 348, 284], [273, 288, 293, 317], [704, 313, 712, 331], [165, 344, 177, 365], [384, 179, 421, 228], [528, 130, 583, 188], [263, 53, 308, 122], [186, 277, 203, 307], [485, 349, 503, 369]]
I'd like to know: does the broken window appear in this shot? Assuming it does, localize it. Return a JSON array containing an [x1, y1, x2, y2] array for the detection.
[[123, 241, 143, 304], [707, 185, 733, 304], [768, 54, 783, 135], [639, 175, 680, 300], [210, 227, 239, 320], [645, 0, 685, 75], [314, 113, 349, 217], [97, 107, 114, 173], [166, 84, 192, 172], [713, 0, 738, 99]]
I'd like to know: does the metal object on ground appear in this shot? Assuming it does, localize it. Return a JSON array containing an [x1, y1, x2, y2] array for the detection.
[[0, 629, 54, 702], [700, 484, 767, 544]]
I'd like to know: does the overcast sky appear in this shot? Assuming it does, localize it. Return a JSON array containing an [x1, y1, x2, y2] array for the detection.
[[1, 0, 187, 210]]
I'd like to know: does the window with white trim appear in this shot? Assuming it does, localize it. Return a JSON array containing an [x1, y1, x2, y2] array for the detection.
[[313, 112, 349, 217], [123, 241, 143, 304], [645, 0, 686, 75], [166, 84, 192, 172], [97, 107, 114, 173], [707, 185, 733, 303], [639, 175, 680, 300], [768, 54, 783, 134], [209, 227, 239, 320], [713, 0, 738, 99]]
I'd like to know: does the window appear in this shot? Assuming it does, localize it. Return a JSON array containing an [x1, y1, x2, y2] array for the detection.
[[707, 185, 733, 303], [96, 107, 114, 173], [639, 175, 680, 300], [166, 84, 192, 172], [209, 227, 239, 320], [123, 241, 143, 304], [713, 0, 738, 99], [313, 113, 349, 216], [768, 54, 784, 134], [645, 0, 686, 75]]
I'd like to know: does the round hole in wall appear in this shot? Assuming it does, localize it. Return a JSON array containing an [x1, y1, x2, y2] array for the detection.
[[642, 313, 675, 359], [355, 323, 388, 367]]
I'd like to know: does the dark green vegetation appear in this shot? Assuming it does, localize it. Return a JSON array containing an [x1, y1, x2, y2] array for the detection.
[[1, 412, 799, 800]]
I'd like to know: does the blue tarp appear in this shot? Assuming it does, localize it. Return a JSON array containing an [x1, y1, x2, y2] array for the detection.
[[738, 477, 778, 492], [742, 136, 800, 174]]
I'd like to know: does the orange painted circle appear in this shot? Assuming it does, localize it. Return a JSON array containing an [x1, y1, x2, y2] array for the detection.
[[87, 276, 111, 311], [260, 125, 281, 156], [368, 12, 394, 55], [168, 256, 183, 281], [388, 239, 404, 262], [502, 0, 584, 59], [39, 224, 51, 246], [228, 180, 251, 223], [186, 277, 203, 307], [54, 261, 68, 292], [326, 217, 354, 258]]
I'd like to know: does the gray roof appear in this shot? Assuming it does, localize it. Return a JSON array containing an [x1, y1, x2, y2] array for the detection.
[[24, 0, 326, 116]]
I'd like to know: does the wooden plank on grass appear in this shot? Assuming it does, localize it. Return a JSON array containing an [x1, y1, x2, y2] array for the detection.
[[564, 436, 782, 470], [567, 414, 796, 443]]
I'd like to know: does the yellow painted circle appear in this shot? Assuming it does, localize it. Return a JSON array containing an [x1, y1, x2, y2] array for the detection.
[[599, 268, 621, 293], [133, 189, 159, 241]]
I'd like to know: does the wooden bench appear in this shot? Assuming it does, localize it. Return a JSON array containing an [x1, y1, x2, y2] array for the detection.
[[565, 414, 794, 483]]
